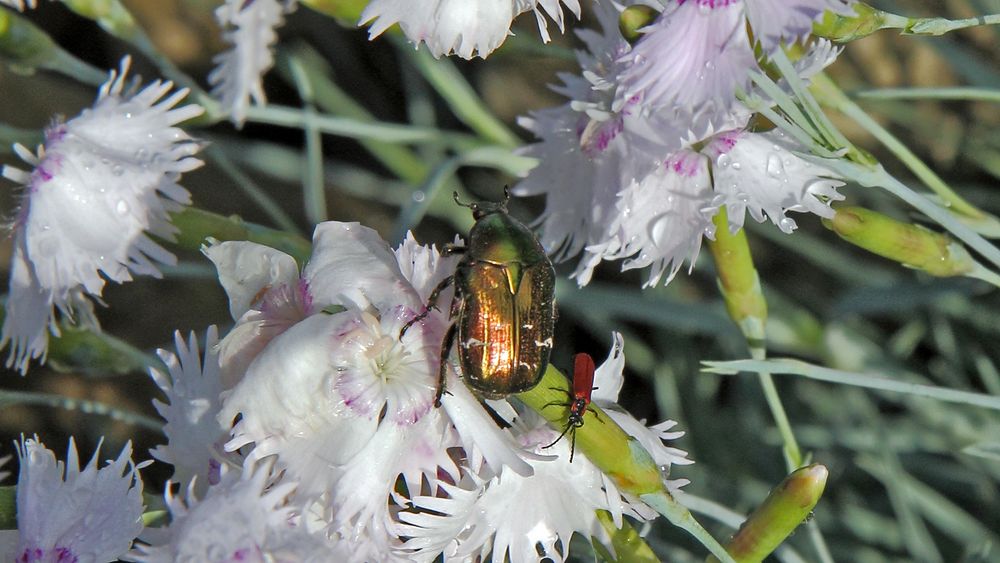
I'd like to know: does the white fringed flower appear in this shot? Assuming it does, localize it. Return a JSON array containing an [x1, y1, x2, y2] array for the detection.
[[210, 0, 297, 125], [516, 0, 846, 287], [703, 128, 845, 233], [128, 459, 339, 562], [2, 438, 143, 563], [360, 0, 581, 59], [148, 326, 230, 495], [0, 56, 204, 373], [398, 333, 690, 563], [616, 0, 853, 123], [213, 222, 543, 557]]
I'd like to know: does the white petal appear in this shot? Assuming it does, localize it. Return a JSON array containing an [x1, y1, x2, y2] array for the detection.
[[303, 221, 421, 313], [202, 239, 301, 321], [149, 327, 229, 493], [15, 438, 143, 563], [129, 458, 341, 562], [1, 239, 56, 374], [604, 151, 716, 287], [440, 366, 536, 477], [615, 1, 756, 136], [591, 332, 625, 403], [360, 0, 516, 59], [0, 56, 202, 372], [220, 313, 380, 498], [209, 0, 295, 125], [705, 129, 844, 233]]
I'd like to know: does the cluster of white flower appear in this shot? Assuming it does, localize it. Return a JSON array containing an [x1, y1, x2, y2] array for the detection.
[[0, 226, 691, 562], [0, 0, 858, 560], [515, 0, 853, 286]]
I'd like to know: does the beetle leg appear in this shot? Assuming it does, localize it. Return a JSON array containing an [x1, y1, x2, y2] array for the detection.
[[441, 243, 467, 256], [434, 321, 458, 407], [400, 274, 456, 338]]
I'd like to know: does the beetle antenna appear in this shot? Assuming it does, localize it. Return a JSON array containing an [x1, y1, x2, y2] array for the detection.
[[453, 191, 473, 209]]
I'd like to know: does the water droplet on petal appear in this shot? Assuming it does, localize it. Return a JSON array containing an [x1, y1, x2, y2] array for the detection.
[[116, 200, 129, 215], [778, 217, 797, 232], [716, 153, 731, 169], [731, 161, 741, 170], [412, 191, 425, 203], [112, 165, 124, 176], [766, 153, 785, 178]]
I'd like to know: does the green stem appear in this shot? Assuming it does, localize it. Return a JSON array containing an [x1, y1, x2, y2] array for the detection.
[[277, 44, 430, 185], [203, 144, 302, 235], [401, 40, 521, 148], [594, 511, 661, 563], [286, 52, 328, 224], [0, 389, 162, 431], [811, 73, 983, 221], [855, 87, 1000, 102], [243, 103, 478, 147], [170, 207, 311, 264]]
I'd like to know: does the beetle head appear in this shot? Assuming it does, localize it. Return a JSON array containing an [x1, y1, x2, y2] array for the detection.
[[453, 187, 511, 220]]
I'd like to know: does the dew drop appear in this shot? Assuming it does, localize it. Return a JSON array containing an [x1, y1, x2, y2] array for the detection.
[[736, 191, 750, 203], [115, 200, 129, 215], [765, 153, 785, 178], [731, 161, 741, 170], [412, 191, 426, 203], [778, 217, 797, 232], [716, 153, 731, 169], [111, 165, 125, 176]]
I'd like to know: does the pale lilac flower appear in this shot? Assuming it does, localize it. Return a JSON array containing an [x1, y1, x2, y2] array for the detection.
[[128, 459, 339, 562], [397, 333, 690, 563], [0, 437, 143, 563], [148, 326, 231, 495], [617, 0, 853, 123], [360, 0, 581, 60], [0, 57, 204, 373], [516, 1, 845, 286], [210, 0, 297, 125]]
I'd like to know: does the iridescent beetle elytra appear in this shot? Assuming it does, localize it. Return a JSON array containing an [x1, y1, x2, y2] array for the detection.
[[401, 188, 556, 405]]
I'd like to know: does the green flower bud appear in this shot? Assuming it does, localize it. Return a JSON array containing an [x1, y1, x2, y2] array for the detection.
[[711, 464, 829, 563], [823, 207, 974, 277], [619, 5, 658, 43]]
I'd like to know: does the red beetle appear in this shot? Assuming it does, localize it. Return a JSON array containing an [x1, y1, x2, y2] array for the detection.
[[545, 353, 600, 462]]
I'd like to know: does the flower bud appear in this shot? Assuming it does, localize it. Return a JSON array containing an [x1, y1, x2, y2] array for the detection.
[[823, 206, 974, 277], [619, 5, 657, 43], [711, 464, 829, 563]]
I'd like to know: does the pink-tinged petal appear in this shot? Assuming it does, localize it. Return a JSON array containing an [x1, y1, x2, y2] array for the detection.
[[616, 0, 756, 133], [203, 240, 301, 321], [705, 129, 844, 233]]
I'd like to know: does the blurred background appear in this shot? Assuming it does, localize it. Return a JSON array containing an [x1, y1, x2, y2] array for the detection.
[[1, 0, 999, 561]]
